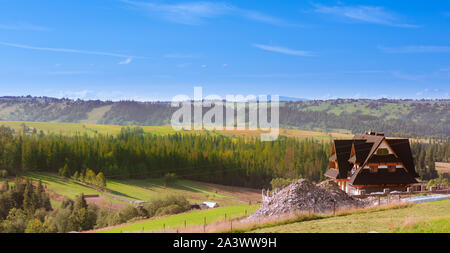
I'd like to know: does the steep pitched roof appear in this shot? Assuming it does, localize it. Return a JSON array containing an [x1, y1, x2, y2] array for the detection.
[[348, 141, 372, 164], [327, 131, 419, 186], [348, 135, 418, 185], [386, 138, 419, 178], [354, 134, 385, 169], [350, 167, 417, 185], [325, 140, 353, 179]]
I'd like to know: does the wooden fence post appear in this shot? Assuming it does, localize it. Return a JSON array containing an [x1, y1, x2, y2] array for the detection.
[[184, 220, 187, 229], [163, 224, 165, 233], [204, 217, 206, 233], [245, 209, 247, 216], [224, 213, 227, 220]]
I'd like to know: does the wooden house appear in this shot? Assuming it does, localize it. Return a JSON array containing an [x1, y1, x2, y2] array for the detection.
[[324, 131, 418, 195]]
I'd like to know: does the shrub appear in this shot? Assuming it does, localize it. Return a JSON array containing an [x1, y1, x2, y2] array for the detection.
[[155, 204, 184, 216], [427, 176, 450, 189], [144, 195, 190, 217], [58, 164, 71, 178], [164, 173, 178, 186], [0, 170, 8, 178], [1, 208, 29, 233]]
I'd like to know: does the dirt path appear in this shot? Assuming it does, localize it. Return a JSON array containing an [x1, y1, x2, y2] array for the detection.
[[190, 180, 261, 204], [85, 195, 126, 211]]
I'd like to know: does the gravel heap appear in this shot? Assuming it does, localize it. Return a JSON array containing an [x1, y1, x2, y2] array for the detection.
[[248, 179, 367, 220]]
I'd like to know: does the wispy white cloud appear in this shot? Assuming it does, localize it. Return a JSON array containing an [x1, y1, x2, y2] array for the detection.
[[123, 0, 229, 25], [122, 0, 291, 26], [0, 42, 142, 64], [253, 44, 314, 56], [118, 57, 133, 64], [379, 45, 450, 53], [0, 23, 51, 31], [313, 4, 420, 28], [235, 8, 290, 26]]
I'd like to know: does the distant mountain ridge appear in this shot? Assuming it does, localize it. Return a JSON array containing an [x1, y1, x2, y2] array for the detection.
[[0, 96, 448, 137]]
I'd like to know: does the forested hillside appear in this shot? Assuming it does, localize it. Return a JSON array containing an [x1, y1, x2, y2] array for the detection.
[[0, 96, 448, 137]]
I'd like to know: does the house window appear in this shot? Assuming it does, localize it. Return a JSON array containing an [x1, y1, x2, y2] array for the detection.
[[376, 148, 389, 155], [388, 165, 396, 173], [370, 166, 378, 173]]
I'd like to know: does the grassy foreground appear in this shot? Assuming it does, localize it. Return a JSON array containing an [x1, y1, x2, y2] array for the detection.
[[394, 217, 450, 233], [250, 199, 450, 233], [97, 204, 258, 233]]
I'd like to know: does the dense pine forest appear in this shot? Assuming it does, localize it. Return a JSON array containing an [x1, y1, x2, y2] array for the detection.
[[1, 96, 448, 137], [0, 126, 331, 188], [0, 126, 448, 187]]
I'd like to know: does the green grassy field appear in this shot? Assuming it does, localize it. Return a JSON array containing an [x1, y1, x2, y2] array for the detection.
[[20, 172, 249, 208], [394, 217, 450, 233], [0, 120, 355, 142], [24, 172, 101, 199], [250, 199, 450, 233], [105, 178, 236, 206], [98, 204, 259, 233], [0, 120, 177, 136]]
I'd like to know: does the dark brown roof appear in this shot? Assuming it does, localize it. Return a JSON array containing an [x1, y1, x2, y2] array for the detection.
[[326, 140, 354, 179], [349, 141, 373, 164], [355, 134, 385, 168], [386, 138, 419, 178], [349, 167, 417, 185], [327, 131, 419, 186]]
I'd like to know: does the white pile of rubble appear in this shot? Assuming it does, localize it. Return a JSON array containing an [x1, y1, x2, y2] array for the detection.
[[248, 179, 367, 220]]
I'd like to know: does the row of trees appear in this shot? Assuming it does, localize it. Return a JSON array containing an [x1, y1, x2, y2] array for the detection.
[[0, 126, 331, 188], [410, 141, 450, 180], [61, 167, 106, 188]]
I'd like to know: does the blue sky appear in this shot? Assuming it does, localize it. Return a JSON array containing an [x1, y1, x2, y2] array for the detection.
[[1, 0, 450, 101]]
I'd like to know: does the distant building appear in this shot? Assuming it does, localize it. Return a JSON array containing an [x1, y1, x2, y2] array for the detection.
[[202, 202, 219, 208], [324, 130, 418, 195]]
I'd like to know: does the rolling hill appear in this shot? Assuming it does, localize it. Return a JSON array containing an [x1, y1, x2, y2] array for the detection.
[[0, 96, 448, 137]]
